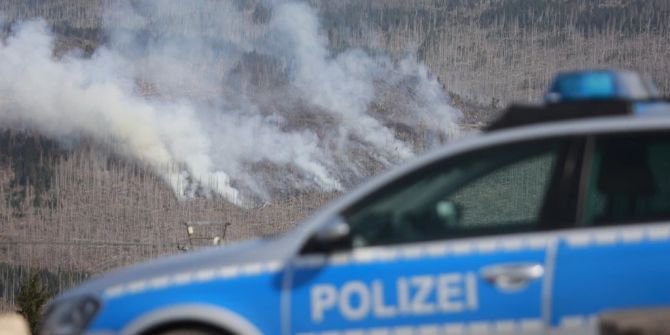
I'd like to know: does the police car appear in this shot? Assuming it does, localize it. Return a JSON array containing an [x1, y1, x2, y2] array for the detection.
[[42, 70, 670, 335]]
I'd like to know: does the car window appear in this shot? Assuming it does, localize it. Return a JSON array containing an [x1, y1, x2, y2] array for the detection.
[[581, 132, 670, 225], [343, 139, 567, 248]]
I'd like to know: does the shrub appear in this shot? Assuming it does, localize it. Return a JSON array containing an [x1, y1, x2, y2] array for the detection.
[[17, 271, 52, 334]]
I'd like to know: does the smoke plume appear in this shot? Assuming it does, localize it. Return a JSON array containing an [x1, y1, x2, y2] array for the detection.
[[0, 1, 461, 205]]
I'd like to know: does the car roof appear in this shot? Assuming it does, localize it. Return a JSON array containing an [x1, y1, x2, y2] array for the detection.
[[298, 114, 670, 233], [487, 99, 670, 131]]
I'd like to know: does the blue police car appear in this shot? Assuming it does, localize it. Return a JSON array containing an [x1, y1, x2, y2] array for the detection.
[[41, 70, 670, 335]]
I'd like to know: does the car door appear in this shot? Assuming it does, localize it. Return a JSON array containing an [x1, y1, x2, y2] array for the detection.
[[289, 137, 582, 334], [552, 131, 670, 334]]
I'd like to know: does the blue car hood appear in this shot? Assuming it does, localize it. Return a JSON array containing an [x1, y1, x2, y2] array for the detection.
[[56, 230, 303, 302]]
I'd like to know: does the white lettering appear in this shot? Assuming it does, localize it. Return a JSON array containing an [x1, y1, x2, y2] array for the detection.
[[339, 281, 371, 320], [308, 271, 479, 323], [310, 284, 337, 322], [372, 280, 396, 318], [410, 276, 435, 314], [397, 277, 411, 314], [465, 272, 479, 310], [437, 273, 464, 312]]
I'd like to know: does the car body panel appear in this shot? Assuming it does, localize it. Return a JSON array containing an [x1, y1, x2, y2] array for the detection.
[[88, 270, 282, 334], [43, 114, 670, 335], [289, 237, 547, 334], [552, 223, 670, 328], [56, 232, 305, 303]]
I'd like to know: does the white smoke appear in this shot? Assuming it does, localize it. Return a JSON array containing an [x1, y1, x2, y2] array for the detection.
[[0, 19, 240, 201], [0, 1, 461, 205]]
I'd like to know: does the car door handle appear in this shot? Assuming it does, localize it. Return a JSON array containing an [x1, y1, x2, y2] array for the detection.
[[480, 263, 544, 292]]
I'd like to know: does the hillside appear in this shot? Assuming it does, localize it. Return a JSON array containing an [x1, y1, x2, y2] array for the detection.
[[1, 0, 669, 309], [1, 0, 668, 106], [0, 130, 341, 307]]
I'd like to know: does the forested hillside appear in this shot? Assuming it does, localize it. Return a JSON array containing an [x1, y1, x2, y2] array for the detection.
[[1, 0, 669, 309], [2, 0, 668, 106], [320, 0, 670, 105]]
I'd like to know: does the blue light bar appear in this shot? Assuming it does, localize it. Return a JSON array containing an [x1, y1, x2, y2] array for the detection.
[[545, 70, 660, 103]]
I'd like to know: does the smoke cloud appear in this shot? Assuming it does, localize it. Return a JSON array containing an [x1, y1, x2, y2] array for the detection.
[[0, 1, 461, 205]]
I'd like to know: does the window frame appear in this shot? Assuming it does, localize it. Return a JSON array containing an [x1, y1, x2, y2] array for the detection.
[[338, 136, 586, 248]]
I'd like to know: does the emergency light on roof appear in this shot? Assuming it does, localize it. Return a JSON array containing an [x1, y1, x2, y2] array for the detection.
[[545, 69, 661, 103]]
